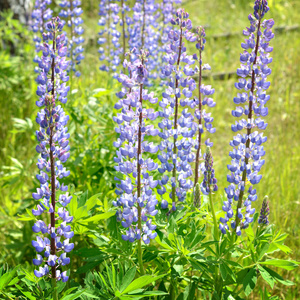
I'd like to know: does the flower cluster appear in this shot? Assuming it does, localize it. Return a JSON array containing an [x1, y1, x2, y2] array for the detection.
[[98, 0, 130, 74], [31, 0, 52, 73], [32, 17, 73, 282], [220, 0, 274, 235], [113, 51, 159, 244], [202, 147, 218, 194], [157, 9, 197, 209], [159, 0, 182, 82], [258, 196, 270, 225], [192, 26, 216, 188], [127, 0, 161, 85], [59, 0, 85, 77]]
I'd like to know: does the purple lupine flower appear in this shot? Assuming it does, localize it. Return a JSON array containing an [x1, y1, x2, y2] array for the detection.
[[113, 50, 159, 244], [258, 196, 270, 225], [98, 0, 130, 74], [32, 17, 73, 281], [157, 9, 196, 209], [31, 0, 52, 72], [193, 182, 201, 208], [127, 0, 161, 86], [193, 26, 216, 187], [219, 0, 274, 236], [159, 0, 182, 84], [59, 1, 85, 77], [202, 147, 218, 195]]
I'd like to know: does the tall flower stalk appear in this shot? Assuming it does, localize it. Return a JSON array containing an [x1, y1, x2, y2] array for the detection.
[[157, 9, 196, 209], [128, 0, 161, 85], [32, 17, 74, 298], [113, 50, 159, 274], [59, 0, 85, 77], [193, 26, 216, 187], [31, 0, 52, 72], [98, 0, 130, 74], [220, 0, 274, 235]]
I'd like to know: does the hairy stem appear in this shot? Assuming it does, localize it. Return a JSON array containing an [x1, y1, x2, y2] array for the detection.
[[137, 77, 145, 276], [235, 18, 262, 228], [141, 0, 146, 48], [172, 26, 183, 203], [69, 0, 73, 76], [209, 192, 218, 238], [50, 29, 57, 296], [51, 277, 58, 300], [121, 0, 126, 70], [194, 43, 203, 186]]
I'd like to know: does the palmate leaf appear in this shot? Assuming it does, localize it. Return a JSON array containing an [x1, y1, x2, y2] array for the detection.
[[259, 265, 294, 286], [258, 265, 275, 289], [0, 266, 18, 290], [60, 289, 86, 300], [121, 274, 166, 295], [259, 259, 299, 270], [119, 267, 137, 293], [242, 268, 257, 296]]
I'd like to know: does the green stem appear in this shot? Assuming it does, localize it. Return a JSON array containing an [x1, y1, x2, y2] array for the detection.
[[215, 273, 223, 299], [52, 277, 58, 300], [137, 235, 145, 275], [209, 192, 218, 238], [170, 281, 175, 300], [136, 69, 145, 276]]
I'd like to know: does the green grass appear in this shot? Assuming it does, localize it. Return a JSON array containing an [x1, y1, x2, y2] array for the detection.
[[0, 0, 299, 298]]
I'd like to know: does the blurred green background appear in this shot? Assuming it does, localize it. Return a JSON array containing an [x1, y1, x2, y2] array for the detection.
[[0, 0, 299, 298]]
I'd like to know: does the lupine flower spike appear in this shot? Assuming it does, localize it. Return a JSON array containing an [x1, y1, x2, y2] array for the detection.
[[193, 182, 201, 209], [31, 0, 52, 73], [32, 17, 73, 287], [258, 196, 270, 225], [202, 147, 218, 195], [98, 0, 130, 74], [157, 9, 197, 211], [193, 26, 216, 187], [203, 147, 218, 233], [59, 0, 85, 77], [127, 0, 161, 86], [113, 51, 159, 270], [220, 0, 274, 236]]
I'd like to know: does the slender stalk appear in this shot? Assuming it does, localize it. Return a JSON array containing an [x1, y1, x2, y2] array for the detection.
[[69, 0, 73, 77], [121, 0, 126, 70], [172, 25, 183, 203], [141, 0, 146, 48], [51, 277, 58, 300], [169, 281, 175, 300], [50, 29, 58, 300], [107, 3, 111, 69], [137, 69, 145, 276], [194, 37, 203, 186], [41, 7, 44, 32], [209, 192, 218, 238], [234, 17, 262, 228]]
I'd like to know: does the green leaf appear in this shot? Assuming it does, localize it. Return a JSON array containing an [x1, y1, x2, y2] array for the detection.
[[0, 267, 17, 290], [61, 289, 86, 300], [258, 265, 275, 289], [261, 266, 294, 286], [260, 259, 299, 270], [273, 243, 292, 254], [77, 190, 88, 208], [120, 267, 136, 293], [78, 211, 116, 225], [129, 291, 169, 297], [121, 274, 166, 295], [243, 268, 257, 296], [220, 263, 228, 280], [86, 193, 102, 211]]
